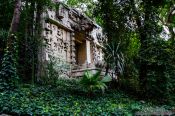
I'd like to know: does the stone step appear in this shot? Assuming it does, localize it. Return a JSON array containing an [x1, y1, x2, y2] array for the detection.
[[71, 68, 105, 78]]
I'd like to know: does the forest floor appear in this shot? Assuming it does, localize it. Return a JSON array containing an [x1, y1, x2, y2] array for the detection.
[[0, 78, 174, 115]]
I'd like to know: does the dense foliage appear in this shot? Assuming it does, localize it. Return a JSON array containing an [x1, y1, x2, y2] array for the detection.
[[0, 31, 18, 91], [0, 30, 8, 66], [0, 79, 174, 115], [63, 0, 96, 18], [0, 0, 175, 115], [80, 70, 111, 94], [95, 0, 175, 103]]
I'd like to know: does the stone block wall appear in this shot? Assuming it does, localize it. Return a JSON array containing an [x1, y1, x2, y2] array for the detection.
[[41, 2, 105, 72]]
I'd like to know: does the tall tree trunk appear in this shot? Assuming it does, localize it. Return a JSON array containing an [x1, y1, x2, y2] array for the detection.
[[28, 1, 35, 37], [8, 0, 22, 50], [29, 1, 36, 84], [35, 2, 44, 82], [23, 0, 29, 81], [9, 0, 21, 34]]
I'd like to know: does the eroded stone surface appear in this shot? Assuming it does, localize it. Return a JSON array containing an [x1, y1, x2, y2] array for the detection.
[[41, 2, 105, 76]]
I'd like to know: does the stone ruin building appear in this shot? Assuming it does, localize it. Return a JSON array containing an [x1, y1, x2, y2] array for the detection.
[[41, 2, 105, 77]]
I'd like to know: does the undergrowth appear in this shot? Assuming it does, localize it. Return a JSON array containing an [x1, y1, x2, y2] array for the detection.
[[0, 78, 174, 115]]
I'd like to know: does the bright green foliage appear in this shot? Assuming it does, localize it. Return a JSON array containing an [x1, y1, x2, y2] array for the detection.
[[121, 34, 140, 92], [0, 79, 173, 115], [64, 0, 96, 19], [80, 70, 111, 94]]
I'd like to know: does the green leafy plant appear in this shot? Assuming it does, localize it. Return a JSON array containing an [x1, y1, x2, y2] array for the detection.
[[0, 31, 19, 91], [141, 40, 175, 102], [103, 42, 125, 80], [0, 78, 173, 115], [80, 70, 111, 95], [0, 29, 8, 68], [41, 55, 71, 85]]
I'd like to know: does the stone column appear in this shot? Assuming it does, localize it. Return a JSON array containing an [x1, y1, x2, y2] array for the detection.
[[66, 32, 71, 63], [86, 40, 91, 64], [70, 32, 76, 65]]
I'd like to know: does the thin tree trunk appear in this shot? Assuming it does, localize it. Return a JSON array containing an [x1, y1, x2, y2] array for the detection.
[[24, 0, 29, 43], [24, 0, 29, 80], [29, 1, 35, 37]]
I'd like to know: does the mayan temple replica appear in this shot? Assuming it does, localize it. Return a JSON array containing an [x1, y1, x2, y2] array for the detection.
[[40, 2, 105, 77]]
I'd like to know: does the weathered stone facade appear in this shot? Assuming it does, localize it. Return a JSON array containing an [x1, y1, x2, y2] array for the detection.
[[41, 2, 105, 77]]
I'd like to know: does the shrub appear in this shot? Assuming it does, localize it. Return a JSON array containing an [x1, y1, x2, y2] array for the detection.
[[141, 40, 175, 102], [80, 70, 111, 95], [103, 42, 125, 78], [41, 55, 71, 85]]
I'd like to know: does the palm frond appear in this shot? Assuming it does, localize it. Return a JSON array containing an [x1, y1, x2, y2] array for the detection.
[[80, 70, 111, 94]]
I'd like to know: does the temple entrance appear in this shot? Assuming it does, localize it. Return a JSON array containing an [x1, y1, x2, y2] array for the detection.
[[74, 32, 92, 68], [75, 41, 86, 65], [75, 36, 86, 65]]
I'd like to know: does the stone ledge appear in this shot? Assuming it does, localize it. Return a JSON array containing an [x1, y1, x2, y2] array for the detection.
[[46, 17, 73, 32], [71, 68, 105, 77]]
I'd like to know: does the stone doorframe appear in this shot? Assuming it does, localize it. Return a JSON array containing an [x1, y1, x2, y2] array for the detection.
[[72, 32, 92, 68]]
